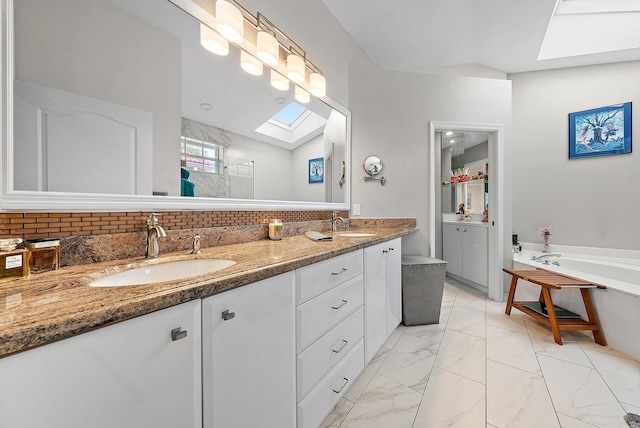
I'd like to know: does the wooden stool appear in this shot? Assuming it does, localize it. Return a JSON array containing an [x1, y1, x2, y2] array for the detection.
[[503, 268, 605, 345]]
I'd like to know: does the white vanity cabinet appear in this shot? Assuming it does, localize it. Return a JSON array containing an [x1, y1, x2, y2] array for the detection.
[[363, 238, 402, 363], [442, 223, 488, 287], [0, 300, 202, 428], [295, 251, 365, 428], [201, 272, 296, 428]]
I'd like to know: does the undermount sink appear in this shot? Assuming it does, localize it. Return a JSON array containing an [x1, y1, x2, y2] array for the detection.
[[89, 259, 236, 287], [337, 232, 377, 237]]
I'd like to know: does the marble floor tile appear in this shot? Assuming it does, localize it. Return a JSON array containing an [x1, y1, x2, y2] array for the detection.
[[435, 329, 486, 384], [487, 325, 541, 375], [343, 346, 390, 403], [446, 306, 486, 338], [487, 360, 559, 428], [538, 354, 627, 428], [320, 397, 353, 428], [486, 301, 527, 333], [403, 322, 448, 344], [339, 374, 421, 428], [454, 288, 487, 312], [383, 325, 406, 349], [557, 413, 600, 428], [378, 334, 440, 393], [413, 366, 485, 428], [524, 318, 593, 368], [622, 402, 640, 414], [583, 348, 640, 408], [573, 330, 636, 360]]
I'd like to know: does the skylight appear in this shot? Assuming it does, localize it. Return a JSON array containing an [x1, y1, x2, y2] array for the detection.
[[269, 102, 307, 128]]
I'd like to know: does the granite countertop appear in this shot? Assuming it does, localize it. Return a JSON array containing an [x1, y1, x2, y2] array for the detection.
[[0, 225, 417, 358]]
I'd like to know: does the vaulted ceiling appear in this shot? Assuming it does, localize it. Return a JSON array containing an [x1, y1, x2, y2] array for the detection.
[[322, 0, 640, 74]]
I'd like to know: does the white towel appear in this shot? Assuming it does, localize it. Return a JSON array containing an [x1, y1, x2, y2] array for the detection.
[[305, 231, 333, 242]]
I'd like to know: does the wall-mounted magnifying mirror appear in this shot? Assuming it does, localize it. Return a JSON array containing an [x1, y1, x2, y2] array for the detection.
[[363, 155, 385, 186]]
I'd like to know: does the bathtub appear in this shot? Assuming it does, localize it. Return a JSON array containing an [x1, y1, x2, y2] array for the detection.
[[512, 244, 640, 360]]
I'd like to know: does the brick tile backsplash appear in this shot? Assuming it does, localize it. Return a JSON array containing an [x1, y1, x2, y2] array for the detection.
[[0, 210, 348, 241]]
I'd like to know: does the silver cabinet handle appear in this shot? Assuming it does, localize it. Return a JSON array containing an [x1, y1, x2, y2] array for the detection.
[[222, 310, 236, 321], [331, 299, 348, 310], [332, 377, 349, 394], [462, 228, 467, 232], [332, 340, 348, 354], [456, 227, 460, 231], [388, 247, 395, 251], [331, 268, 347, 276], [171, 327, 188, 341], [382, 249, 388, 254]]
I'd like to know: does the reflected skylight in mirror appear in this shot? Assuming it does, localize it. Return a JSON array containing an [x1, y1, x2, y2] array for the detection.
[[268, 102, 307, 128]]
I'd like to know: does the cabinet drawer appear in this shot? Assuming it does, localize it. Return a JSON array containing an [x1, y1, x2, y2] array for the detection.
[[297, 307, 364, 402], [296, 275, 363, 353], [296, 250, 363, 304], [297, 340, 364, 428]]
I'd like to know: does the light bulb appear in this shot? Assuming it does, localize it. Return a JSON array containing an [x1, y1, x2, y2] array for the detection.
[[309, 72, 326, 97], [200, 23, 229, 56], [270, 70, 289, 91], [215, 0, 244, 44], [295, 86, 310, 104], [257, 31, 279, 67], [240, 51, 263, 76], [286, 54, 305, 83]]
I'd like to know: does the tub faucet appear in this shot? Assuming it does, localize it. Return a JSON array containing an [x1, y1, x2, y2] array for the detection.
[[331, 211, 349, 232], [145, 213, 167, 258], [531, 253, 561, 264]]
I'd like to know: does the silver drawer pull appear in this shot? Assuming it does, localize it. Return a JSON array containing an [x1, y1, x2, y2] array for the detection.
[[331, 299, 348, 310], [332, 340, 348, 354], [222, 310, 236, 321], [171, 327, 188, 341], [388, 247, 395, 251], [382, 250, 388, 254], [331, 268, 348, 276], [332, 377, 349, 394]]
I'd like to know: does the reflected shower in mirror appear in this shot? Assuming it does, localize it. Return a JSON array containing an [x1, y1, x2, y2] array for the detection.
[[11, 0, 348, 204]]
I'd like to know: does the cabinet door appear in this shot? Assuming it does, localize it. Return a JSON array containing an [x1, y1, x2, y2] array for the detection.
[[364, 242, 387, 363], [202, 272, 296, 428], [385, 238, 402, 336], [442, 224, 463, 276], [0, 300, 202, 428], [463, 226, 488, 286]]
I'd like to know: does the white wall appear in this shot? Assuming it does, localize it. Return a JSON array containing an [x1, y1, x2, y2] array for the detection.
[[510, 61, 640, 250], [14, 0, 181, 195], [226, 134, 293, 201], [349, 66, 512, 258]]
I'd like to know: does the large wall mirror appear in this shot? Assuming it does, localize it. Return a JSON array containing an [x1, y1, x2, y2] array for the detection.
[[1, 0, 350, 211]]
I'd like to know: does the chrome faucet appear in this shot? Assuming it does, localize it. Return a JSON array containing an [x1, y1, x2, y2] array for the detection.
[[145, 213, 167, 258], [331, 211, 349, 232], [531, 253, 561, 264]]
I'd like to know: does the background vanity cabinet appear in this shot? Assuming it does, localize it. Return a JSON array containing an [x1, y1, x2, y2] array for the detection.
[[363, 238, 402, 363], [442, 223, 488, 287], [0, 300, 202, 428], [202, 272, 296, 428], [295, 251, 365, 428]]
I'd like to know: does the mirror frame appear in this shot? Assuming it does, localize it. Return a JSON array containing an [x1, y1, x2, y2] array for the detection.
[[0, 0, 350, 212]]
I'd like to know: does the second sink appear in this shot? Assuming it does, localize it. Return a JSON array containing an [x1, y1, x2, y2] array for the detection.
[[90, 259, 236, 287]]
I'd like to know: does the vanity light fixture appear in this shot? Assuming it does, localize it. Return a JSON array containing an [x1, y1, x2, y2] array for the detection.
[[295, 86, 310, 104], [256, 30, 279, 67], [200, 23, 229, 56], [171, 0, 327, 98], [215, 0, 244, 43], [240, 50, 263, 76], [309, 72, 326, 97], [286, 52, 306, 83], [270, 70, 290, 91]]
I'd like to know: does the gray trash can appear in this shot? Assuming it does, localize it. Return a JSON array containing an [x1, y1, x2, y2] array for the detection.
[[401, 256, 447, 326]]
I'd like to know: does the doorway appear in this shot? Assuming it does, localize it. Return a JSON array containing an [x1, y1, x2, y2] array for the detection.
[[429, 121, 504, 302]]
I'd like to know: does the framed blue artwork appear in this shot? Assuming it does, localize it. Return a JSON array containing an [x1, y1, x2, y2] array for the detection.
[[308, 157, 324, 183], [569, 102, 632, 159]]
